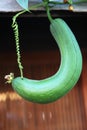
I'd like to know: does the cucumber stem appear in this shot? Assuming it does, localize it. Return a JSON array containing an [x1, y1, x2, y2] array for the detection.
[[46, 6, 53, 23]]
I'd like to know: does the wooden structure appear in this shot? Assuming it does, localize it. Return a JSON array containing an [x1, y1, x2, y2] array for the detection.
[[0, 0, 87, 130], [0, 0, 87, 12]]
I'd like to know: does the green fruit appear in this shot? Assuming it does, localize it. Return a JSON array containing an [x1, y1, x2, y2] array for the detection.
[[12, 18, 82, 104]]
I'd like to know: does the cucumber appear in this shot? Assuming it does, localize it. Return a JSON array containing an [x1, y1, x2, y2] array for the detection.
[[11, 18, 82, 104]]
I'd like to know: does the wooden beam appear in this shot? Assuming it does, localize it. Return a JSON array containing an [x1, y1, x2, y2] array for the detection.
[[0, 0, 87, 13]]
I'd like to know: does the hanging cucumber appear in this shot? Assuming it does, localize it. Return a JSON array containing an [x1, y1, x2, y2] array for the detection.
[[5, 17, 82, 104], [5, 3, 82, 103]]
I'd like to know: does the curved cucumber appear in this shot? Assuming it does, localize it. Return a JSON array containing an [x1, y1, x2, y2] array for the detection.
[[12, 18, 82, 104]]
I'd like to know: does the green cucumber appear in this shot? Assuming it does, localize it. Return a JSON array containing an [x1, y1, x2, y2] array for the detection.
[[11, 18, 82, 104]]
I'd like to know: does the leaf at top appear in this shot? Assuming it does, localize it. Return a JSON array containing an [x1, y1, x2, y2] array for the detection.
[[16, 0, 29, 10], [67, 0, 73, 4]]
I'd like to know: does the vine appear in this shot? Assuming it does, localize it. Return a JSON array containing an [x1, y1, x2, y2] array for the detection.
[[11, 3, 46, 79], [12, 12, 24, 79]]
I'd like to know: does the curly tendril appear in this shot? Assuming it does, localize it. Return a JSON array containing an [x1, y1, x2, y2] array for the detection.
[[11, 2, 48, 79], [12, 17, 23, 79]]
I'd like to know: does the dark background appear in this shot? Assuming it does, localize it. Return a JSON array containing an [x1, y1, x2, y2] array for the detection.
[[0, 11, 87, 52]]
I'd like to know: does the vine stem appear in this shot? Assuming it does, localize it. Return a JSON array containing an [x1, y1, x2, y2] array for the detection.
[[12, 18, 24, 79], [46, 5, 53, 23], [12, 2, 46, 79]]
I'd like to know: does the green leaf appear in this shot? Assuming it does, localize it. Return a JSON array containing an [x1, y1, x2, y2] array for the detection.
[[67, 0, 73, 4], [16, 0, 29, 10]]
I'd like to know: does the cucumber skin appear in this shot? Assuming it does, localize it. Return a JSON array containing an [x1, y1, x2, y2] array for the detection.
[[12, 18, 82, 104]]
